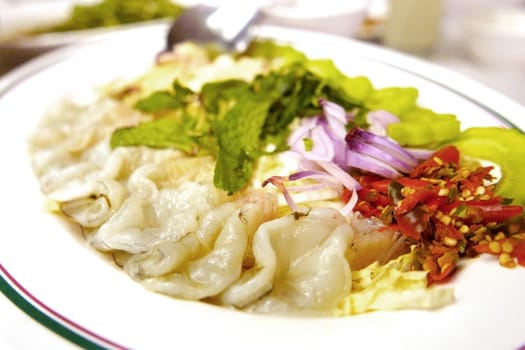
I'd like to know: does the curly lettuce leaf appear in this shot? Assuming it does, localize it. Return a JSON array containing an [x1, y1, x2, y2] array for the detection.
[[336, 248, 454, 315]]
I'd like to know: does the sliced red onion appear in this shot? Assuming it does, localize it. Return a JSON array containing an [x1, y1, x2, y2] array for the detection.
[[290, 124, 335, 162], [262, 176, 298, 212], [320, 99, 348, 124], [288, 116, 320, 147], [406, 148, 434, 160], [267, 100, 428, 215], [347, 137, 414, 173], [320, 99, 348, 139], [290, 166, 360, 192], [340, 188, 358, 217], [297, 158, 323, 172], [286, 183, 333, 193], [346, 127, 418, 168], [317, 117, 347, 165], [289, 170, 339, 184], [317, 160, 360, 191], [346, 149, 402, 178], [366, 110, 400, 136], [286, 170, 340, 193], [262, 170, 350, 212]]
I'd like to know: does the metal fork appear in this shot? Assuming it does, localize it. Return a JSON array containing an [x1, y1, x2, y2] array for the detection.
[[166, 2, 260, 52]]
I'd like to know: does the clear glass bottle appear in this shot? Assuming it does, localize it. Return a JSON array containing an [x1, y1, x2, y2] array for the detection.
[[382, 0, 443, 55]]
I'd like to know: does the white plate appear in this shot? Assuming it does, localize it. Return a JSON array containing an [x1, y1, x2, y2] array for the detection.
[[0, 0, 185, 73], [0, 19, 173, 76], [1, 24, 525, 350]]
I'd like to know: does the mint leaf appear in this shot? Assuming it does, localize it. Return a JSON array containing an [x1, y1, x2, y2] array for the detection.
[[134, 91, 182, 112], [200, 80, 250, 116], [112, 53, 367, 194], [134, 80, 195, 113], [256, 65, 322, 137], [172, 80, 194, 99], [212, 93, 272, 194], [110, 117, 200, 154]]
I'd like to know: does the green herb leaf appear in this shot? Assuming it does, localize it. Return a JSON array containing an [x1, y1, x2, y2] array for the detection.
[[134, 91, 182, 112], [387, 181, 404, 205], [303, 138, 314, 152], [110, 117, 200, 154], [212, 93, 272, 194], [172, 80, 195, 99], [256, 64, 324, 137], [200, 80, 251, 116], [134, 80, 195, 113], [111, 50, 367, 194]]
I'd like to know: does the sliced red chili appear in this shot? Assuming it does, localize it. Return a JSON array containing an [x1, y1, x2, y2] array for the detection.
[[396, 189, 437, 215], [410, 145, 459, 178], [467, 200, 523, 223], [394, 207, 431, 241], [365, 178, 431, 193], [348, 145, 525, 283]]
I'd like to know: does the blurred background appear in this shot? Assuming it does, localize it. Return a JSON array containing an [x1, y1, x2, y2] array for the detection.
[[1, 0, 524, 104]]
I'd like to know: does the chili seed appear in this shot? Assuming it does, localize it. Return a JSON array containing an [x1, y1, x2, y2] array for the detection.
[[438, 188, 449, 196], [440, 263, 452, 274], [401, 187, 415, 196], [476, 227, 487, 235], [440, 215, 452, 225], [513, 232, 525, 239], [433, 156, 444, 166], [499, 253, 517, 268], [461, 189, 471, 198], [471, 227, 487, 242], [494, 232, 506, 240], [489, 241, 501, 254], [444, 237, 458, 247], [459, 225, 469, 234], [487, 222, 498, 229], [502, 241, 514, 254], [474, 186, 486, 196]]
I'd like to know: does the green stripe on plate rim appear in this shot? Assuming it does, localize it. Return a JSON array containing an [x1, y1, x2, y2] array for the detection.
[[0, 264, 121, 350]]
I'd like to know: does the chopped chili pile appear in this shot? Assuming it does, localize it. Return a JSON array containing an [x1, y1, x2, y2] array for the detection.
[[343, 145, 525, 283]]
